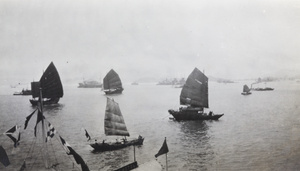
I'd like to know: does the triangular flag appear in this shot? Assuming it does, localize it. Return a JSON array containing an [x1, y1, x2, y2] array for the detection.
[[4, 125, 21, 148], [24, 109, 37, 130], [59, 136, 90, 171], [155, 137, 169, 158], [84, 129, 91, 141]]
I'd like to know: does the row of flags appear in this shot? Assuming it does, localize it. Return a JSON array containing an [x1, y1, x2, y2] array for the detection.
[[0, 104, 90, 171], [1, 98, 169, 170]]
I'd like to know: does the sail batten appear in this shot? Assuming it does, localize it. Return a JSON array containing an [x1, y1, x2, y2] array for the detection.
[[180, 68, 209, 108], [104, 98, 130, 137]]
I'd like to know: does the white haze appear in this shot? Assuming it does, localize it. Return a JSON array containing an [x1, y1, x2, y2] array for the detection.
[[0, 0, 300, 86]]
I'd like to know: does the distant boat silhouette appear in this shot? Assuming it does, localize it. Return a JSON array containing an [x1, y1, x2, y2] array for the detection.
[[168, 67, 224, 121], [241, 85, 252, 95], [252, 87, 274, 91], [13, 89, 32, 96], [78, 80, 102, 88]]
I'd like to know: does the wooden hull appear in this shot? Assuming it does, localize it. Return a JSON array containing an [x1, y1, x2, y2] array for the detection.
[[115, 161, 138, 171], [168, 108, 224, 121], [29, 98, 60, 106], [90, 137, 144, 152], [241, 92, 252, 95], [104, 88, 124, 95]]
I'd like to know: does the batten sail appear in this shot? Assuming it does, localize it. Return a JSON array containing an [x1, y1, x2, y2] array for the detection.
[[103, 69, 123, 90], [104, 98, 130, 136], [31, 82, 40, 98], [30, 62, 63, 99], [40, 62, 64, 98], [180, 68, 209, 108]]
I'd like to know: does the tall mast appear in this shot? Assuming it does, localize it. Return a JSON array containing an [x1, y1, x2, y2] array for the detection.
[[39, 88, 49, 168]]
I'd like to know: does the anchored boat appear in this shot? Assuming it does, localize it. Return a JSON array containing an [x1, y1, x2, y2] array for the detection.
[[241, 84, 252, 95], [29, 62, 63, 105], [103, 69, 124, 95], [168, 68, 224, 121]]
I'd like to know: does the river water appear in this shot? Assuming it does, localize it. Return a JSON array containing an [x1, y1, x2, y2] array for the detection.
[[0, 80, 300, 171]]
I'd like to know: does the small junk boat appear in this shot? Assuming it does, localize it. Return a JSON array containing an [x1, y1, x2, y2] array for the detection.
[[90, 98, 144, 152], [103, 69, 124, 95], [168, 68, 224, 121], [241, 84, 252, 95], [29, 62, 64, 105]]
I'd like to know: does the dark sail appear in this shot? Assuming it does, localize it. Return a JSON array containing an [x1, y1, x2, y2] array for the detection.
[[39, 62, 63, 98], [103, 69, 123, 90], [31, 82, 40, 98], [104, 98, 130, 136], [243, 85, 250, 93], [180, 68, 208, 108]]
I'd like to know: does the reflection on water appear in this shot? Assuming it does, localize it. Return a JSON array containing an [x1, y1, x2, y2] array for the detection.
[[175, 120, 215, 170]]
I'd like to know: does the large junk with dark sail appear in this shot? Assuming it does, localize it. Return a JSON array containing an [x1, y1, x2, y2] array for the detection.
[[168, 67, 224, 121], [103, 69, 124, 95], [90, 98, 144, 152], [29, 62, 64, 105]]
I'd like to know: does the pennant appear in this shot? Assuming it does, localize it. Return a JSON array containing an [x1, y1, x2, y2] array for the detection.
[[59, 136, 90, 171], [34, 106, 45, 137], [46, 122, 57, 142], [24, 109, 37, 130], [0, 145, 10, 167], [4, 125, 21, 148], [84, 129, 91, 141], [59, 136, 71, 154], [155, 137, 169, 158], [19, 160, 26, 171]]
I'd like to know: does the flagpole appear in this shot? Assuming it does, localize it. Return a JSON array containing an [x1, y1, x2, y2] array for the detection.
[[39, 88, 49, 168], [166, 153, 168, 171], [134, 145, 136, 162]]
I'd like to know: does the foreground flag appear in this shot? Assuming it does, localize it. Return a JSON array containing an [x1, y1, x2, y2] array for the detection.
[[19, 160, 26, 171], [155, 137, 169, 158], [34, 104, 45, 137], [59, 136, 90, 171], [4, 125, 21, 148], [46, 122, 57, 142], [84, 129, 91, 141], [24, 109, 37, 130], [0, 145, 10, 167]]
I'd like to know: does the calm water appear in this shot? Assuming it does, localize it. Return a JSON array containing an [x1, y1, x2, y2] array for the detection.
[[1, 81, 300, 171]]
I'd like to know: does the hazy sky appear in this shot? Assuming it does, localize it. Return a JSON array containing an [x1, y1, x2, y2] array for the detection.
[[1, 0, 300, 86]]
